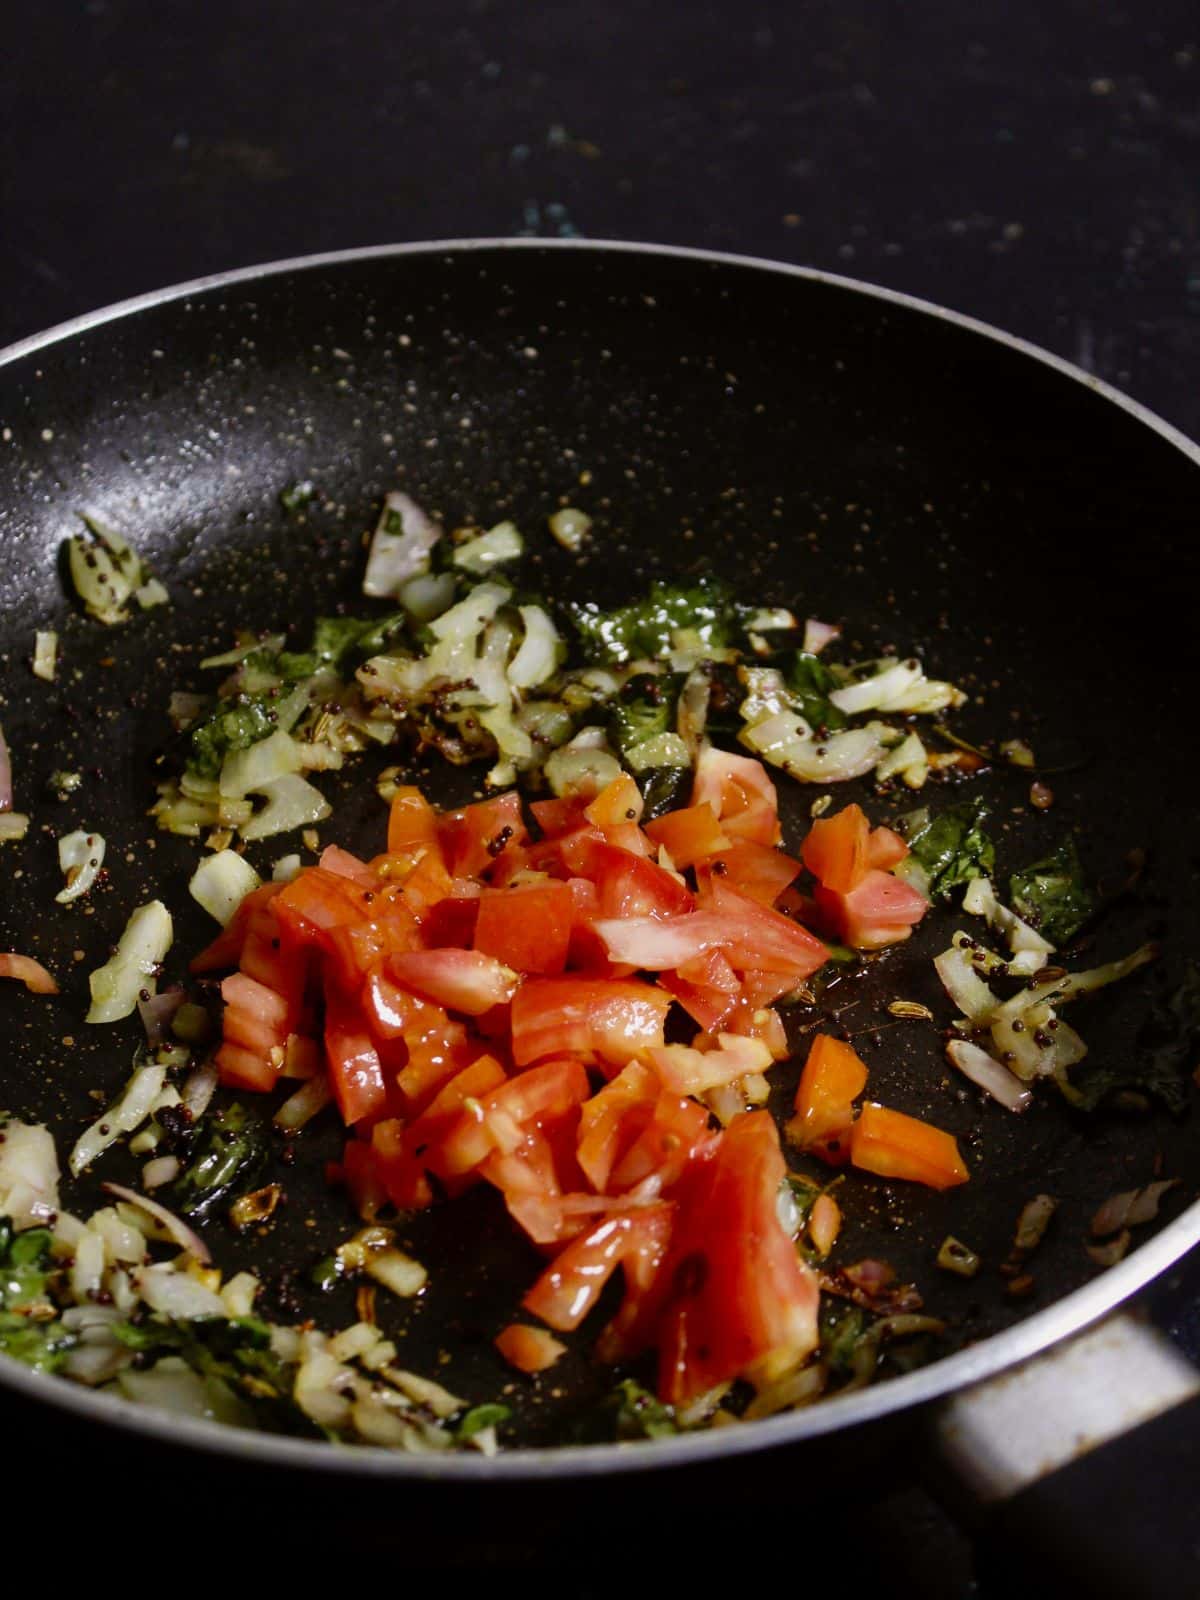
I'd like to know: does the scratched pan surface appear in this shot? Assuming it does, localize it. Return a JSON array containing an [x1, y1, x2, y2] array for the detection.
[[1, 241, 1198, 1477]]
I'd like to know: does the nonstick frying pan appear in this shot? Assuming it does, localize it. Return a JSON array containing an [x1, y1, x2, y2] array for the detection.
[[2, 241, 1198, 1576]]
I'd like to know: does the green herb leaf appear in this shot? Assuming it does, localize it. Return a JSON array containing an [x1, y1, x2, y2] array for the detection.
[[1009, 840, 1095, 944], [187, 694, 280, 781], [567, 578, 749, 664], [612, 1377, 679, 1439], [782, 651, 848, 731], [905, 796, 995, 900], [0, 1222, 75, 1373]]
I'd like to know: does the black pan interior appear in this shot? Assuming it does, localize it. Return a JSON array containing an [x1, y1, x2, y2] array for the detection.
[[1, 245, 1197, 1448]]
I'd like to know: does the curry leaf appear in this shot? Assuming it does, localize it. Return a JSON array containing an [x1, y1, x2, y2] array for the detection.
[[1009, 840, 1095, 943]]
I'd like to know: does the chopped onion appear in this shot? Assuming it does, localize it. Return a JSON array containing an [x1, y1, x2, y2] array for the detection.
[[102, 1181, 212, 1263], [963, 875, 1055, 959], [274, 1073, 334, 1130], [507, 604, 562, 689], [136, 985, 185, 1046], [452, 520, 524, 574], [1087, 1230, 1132, 1267], [181, 1059, 219, 1120], [934, 946, 997, 1019], [0, 812, 29, 842], [802, 618, 841, 655], [987, 941, 1158, 1026], [946, 1038, 1033, 1111], [132, 1262, 225, 1317], [219, 727, 304, 799], [55, 829, 106, 904], [86, 899, 174, 1023], [142, 1155, 181, 1190], [67, 515, 166, 625], [271, 852, 303, 883], [740, 709, 885, 782], [363, 492, 443, 598], [240, 772, 332, 840], [873, 729, 929, 788], [544, 740, 622, 800], [548, 506, 592, 550], [189, 848, 262, 924], [70, 1059, 167, 1174], [0, 952, 59, 993], [1014, 1193, 1058, 1253], [937, 1236, 981, 1277], [0, 1117, 61, 1226], [1091, 1179, 1179, 1239], [398, 569, 457, 622], [830, 656, 965, 716], [32, 630, 58, 682]]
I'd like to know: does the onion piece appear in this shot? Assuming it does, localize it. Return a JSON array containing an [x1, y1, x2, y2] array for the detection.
[[55, 829, 107, 904], [0, 952, 59, 994], [363, 492, 443, 598], [189, 848, 262, 924], [181, 1059, 219, 1120], [946, 1038, 1033, 1112], [274, 1073, 334, 1130], [101, 1180, 212, 1263], [0, 1117, 61, 1226], [70, 1060, 167, 1175], [141, 1155, 181, 1190], [803, 618, 841, 655], [934, 946, 997, 1020], [136, 985, 185, 1046], [548, 506, 592, 551], [0, 813, 29, 842], [86, 900, 174, 1024], [32, 630, 58, 682], [1014, 1193, 1058, 1253], [507, 604, 563, 690], [1091, 1179, 1179, 1239], [452, 520, 524, 574]]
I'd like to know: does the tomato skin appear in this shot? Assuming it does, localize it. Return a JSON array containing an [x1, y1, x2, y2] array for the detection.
[[814, 870, 928, 949], [473, 880, 574, 976], [495, 1323, 567, 1374], [607, 1092, 714, 1192], [439, 1057, 591, 1178], [420, 892, 481, 950], [867, 825, 908, 871], [529, 797, 590, 838], [576, 1062, 659, 1192], [558, 836, 695, 921], [690, 747, 781, 846], [318, 843, 378, 886], [511, 977, 674, 1072], [436, 791, 529, 879]]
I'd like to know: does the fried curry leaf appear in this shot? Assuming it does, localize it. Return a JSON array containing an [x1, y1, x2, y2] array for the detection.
[[187, 694, 280, 781], [567, 578, 750, 664], [456, 1403, 512, 1441], [171, 1101, 270, 1220], [1068, 963, 1200, 1114], [0, 1222, 76, 1374], [904, 796, 995, 900], [1009, 840, 1095, 944]]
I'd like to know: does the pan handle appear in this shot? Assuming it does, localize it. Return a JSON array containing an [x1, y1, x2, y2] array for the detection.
[[929, 1310, 1200, 1596]]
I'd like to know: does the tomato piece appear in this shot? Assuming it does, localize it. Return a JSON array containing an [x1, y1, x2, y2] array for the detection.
[[785, 1034, 869, 1155], [439, 1057, 591, 1177], [396, 849, 456, 918], [523, 1206, 674, 1332], [395, 1013, 473, 1115], [814, 870, 928, 949], [652, 1112, 819, 1403], [722, 999, 789, 1060], [697, 840, 802, 907], [388, 949, 520, 1016], [558, 836, 694, 920], [215, 1038, 280, 1093], [801, 803, 871, 893], [495, 1323, 567, 1374], [584, 773, 644, 828], [190, 882, 282, 973], [607, 1092, 714, 1192], [511, 977, 674, 1073], [323, 979, 388, 1125], [576, 1061, 660, 1193], [220, 971, 291, 1057], [691, 746, 781, 846], [704, 878, 828, 977], [648, 1033, 773, 1096], [318, 843, 378, 886], [473, 880, 574, 976], [387, 786, 440, 855], [656, 968, 741, 1031], [643, 802, 730, 869], [529, 797, 590, 838], [420, 891, 481, 950], [436, 791, 529, 879], [849, 1102, 969, 1189], [382, 1054, 510, 1201], [593, 1204, 677, 1365], [867, 825, 908, 872]]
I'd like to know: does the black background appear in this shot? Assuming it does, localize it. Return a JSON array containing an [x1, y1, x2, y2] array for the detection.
[[2, 1, 1199, 1589]]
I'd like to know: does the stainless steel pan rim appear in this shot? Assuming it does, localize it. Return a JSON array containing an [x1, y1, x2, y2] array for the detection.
[[3, 237, 1198, 1477]]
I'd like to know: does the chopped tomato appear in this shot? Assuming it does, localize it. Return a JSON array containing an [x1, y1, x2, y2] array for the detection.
[[511, 977, 673, 1072], [388, 949, 520, 1016], [387, 786, 441, 855], [815, 869, 928, 949], [495, 1322, 568, 1374], [559, 836, 695, 920], [643, 802, 730, 869], [785, 1033, 869, 1158], [696, 840, 802, 906], [436, 791, 528, 879], [473, 880, 574, 976], [867, 825, 908, 871], [439, 1057, 591, 1178], [323, 979, 388, 1125], [584, 773, 644, 828], [849, 1102, 969, 1189], [576, 1061, 659, 1192], [800, 803, 871, 893], [649, 1033, 773, 1096], [690, 746, 781, 846], [523, 1205, 675, 1332]]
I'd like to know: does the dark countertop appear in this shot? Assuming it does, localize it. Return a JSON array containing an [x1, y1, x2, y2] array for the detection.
[[3, 0, 1198, 1588]]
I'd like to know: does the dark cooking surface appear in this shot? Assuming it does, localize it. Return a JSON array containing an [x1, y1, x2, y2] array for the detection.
[[2, 1, 1199, 1590]]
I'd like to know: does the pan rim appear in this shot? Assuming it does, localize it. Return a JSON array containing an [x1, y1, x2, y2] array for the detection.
[[2, 236, 1198, 1476]]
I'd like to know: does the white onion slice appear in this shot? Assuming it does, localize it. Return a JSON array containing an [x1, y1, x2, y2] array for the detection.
[[946, 1038, 1033, 1112], [101, 1181, 212, 1263], [802, 618, 841, 655], [363, 492, 443, 597], [56, 829, 107, 904]]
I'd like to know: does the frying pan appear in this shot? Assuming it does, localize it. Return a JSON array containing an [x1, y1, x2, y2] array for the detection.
[[2, 241, 1198, 1580]]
